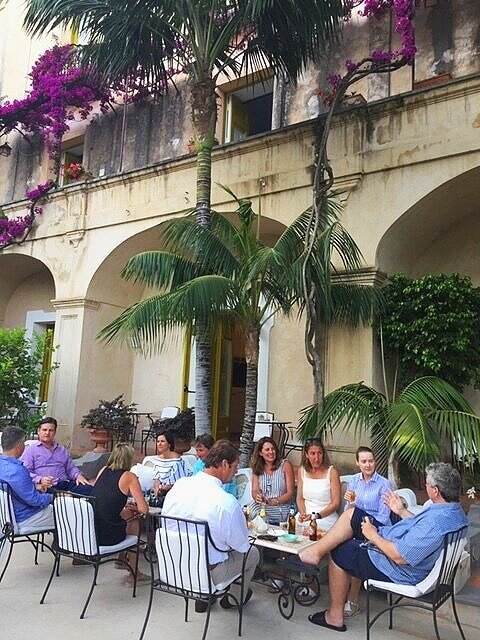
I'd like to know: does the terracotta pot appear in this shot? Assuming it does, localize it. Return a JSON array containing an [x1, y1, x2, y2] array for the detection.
[[88, 428, 113, 453]]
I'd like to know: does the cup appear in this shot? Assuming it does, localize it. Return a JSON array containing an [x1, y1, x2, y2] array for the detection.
[[279, 521, 288, 531]]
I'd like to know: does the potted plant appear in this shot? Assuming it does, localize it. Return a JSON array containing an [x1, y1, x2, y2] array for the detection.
[[151, 407, 195, 454], [63, 162, 93, 183], [81, 394, 136, 452]]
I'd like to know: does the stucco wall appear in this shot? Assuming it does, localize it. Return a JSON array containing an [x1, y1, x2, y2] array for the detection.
[[3, 270, 55, 327]]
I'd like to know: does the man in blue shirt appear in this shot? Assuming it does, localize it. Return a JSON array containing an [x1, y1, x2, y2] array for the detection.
[[299, 462, 467, 632], [0, 426, 53, 533]]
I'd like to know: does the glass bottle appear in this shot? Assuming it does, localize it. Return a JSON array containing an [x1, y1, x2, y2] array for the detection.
[[308, 512, 318, 541], [288, 508, 296, 535]]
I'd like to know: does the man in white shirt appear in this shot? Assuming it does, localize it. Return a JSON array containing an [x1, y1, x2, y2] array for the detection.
[[162, 439, 259, 612]]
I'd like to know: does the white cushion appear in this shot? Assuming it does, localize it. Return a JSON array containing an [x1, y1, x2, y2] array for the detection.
[[55, 495, 98, 556], [0, 485, 16, 532], [99, 534, 138, 555], [156, 523, 240, 595], [395, 488, 418, 509], [365, 537, 467, 597], [156, 525, 211, 595]]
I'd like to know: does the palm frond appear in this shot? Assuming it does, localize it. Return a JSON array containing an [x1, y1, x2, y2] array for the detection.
[[398, 376, 473, 411], [99, 274, 240, 352], [299, 383, 386, 441], [121, 251, 199, 290], [160, 216, 239, 276], [247, 0, 343, 80], [330, 283, 384, 327], [384, 401, 441, 470]]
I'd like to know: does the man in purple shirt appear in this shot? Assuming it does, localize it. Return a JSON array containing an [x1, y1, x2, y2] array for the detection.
[[0, 426, 53, 532], [21, 417, 92, 495]]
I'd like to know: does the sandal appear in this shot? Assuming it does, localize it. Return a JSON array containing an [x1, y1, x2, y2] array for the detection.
[[308, 610, 346, 632]]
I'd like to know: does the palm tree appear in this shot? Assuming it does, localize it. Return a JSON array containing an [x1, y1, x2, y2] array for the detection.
[[299, 376, 480, 486], [24, 0, 346, 434], [98, 191, 378, 463]]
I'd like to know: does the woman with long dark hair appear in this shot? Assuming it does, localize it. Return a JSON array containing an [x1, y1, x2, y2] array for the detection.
[[249, 436, 294, 524]]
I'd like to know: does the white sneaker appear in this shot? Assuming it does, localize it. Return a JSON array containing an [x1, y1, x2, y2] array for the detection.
[[344, 600, 360, 617]]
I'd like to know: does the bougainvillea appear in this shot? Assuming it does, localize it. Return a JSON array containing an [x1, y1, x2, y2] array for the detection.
[[0, 180, 55, 249], [0, 45, 111, 159], [322, 0, 416, 104]]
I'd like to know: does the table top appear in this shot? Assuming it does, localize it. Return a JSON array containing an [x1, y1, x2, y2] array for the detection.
[[250, 527, 317, 555]]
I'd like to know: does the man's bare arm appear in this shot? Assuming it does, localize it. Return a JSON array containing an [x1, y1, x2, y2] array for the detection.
[[362, 519, 407, 565]]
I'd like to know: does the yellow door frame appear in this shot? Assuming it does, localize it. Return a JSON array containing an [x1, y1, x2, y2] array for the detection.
[[181, 323, 232, 439]]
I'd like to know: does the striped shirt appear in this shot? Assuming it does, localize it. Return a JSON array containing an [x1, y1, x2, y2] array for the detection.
[[250, 460, 294, 523], [150, 456, 189, 485], [348, 471, 392, 525], [369, 502, 468, 584]]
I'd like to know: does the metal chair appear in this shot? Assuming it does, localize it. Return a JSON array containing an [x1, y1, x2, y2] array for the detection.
[[140, 515, 249, 640], [365, 526, 468, 640], [0, 479, 54, 583], [40, 492, 142, 618], [141, 406, 180, 454]]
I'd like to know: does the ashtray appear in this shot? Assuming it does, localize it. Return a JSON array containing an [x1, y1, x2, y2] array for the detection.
[[280, 533, 299, 543]]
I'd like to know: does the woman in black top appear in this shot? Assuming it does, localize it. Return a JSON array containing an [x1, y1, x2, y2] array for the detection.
[[92, 443, 148, 582]]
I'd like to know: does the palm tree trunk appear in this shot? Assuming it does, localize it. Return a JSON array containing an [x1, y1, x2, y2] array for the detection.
[[387, 450, 401, 488], [312, 323, 327, 409], [191, 76, 217, 228], [195, 320, 211, 435], [239, 325, 260, 468], [190, 75, 217, 433]]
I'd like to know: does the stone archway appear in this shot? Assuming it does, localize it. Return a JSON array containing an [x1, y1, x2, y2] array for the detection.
[[375, 165, 480, 410], [376, 165, 480, 279], [0, 253, 56, 328]]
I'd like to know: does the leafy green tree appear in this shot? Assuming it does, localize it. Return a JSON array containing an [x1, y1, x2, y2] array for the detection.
[[380, 273, 480, 391], [24, 0, 345, 435], [0, 328, 54, 430]]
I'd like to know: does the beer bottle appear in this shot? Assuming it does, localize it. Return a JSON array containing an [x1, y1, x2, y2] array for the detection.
[[288, 508, 296, 535], [309, 512, 318, 541]]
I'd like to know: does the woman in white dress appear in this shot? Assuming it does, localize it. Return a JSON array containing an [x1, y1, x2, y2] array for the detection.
[[296, 439, 341, 531]]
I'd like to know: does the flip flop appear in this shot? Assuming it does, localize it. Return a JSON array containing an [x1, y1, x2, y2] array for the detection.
[[308, 610, 347, 632]]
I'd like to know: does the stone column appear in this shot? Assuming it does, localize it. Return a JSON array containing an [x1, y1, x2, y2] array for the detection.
[[50, 297, 135, 450]]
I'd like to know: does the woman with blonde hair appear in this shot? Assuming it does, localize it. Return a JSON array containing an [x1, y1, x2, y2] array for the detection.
[[296, 439, 341, 531], [92, 442, 149, 583], [249, 436, 295, 524]]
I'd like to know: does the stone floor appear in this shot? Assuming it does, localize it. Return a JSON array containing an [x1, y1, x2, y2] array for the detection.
[[1, 541, 479, 640]]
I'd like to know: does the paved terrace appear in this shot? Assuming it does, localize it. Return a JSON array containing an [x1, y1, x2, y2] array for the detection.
[[1, 541, 478, 640]]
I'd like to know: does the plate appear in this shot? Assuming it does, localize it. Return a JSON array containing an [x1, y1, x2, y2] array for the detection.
[[279, 533, 299, 543]]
